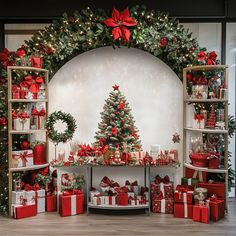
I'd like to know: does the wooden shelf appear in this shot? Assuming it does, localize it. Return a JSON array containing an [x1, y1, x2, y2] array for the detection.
[[184, 98, 228, 103], [10, 129, 47, 134], [184, 163, 228, 174], [88, 203, 149, 210], [9, 99, 48, 103], [184, 127, 228, 134], [7, 66, 48, 72], [183, 65, 228, 71], [9, 163, 49, 172]]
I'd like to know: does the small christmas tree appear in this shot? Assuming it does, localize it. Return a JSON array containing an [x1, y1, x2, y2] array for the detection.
[[205, 105, 216, 128], [94, 85, 142, 151]]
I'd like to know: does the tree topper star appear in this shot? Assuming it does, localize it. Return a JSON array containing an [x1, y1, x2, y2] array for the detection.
[[113, 84, 119, 91]]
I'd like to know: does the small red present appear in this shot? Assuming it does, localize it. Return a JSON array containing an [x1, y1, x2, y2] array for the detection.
[[46, 194, 57, 212], [12, 85, 20, 99], [174, 185, 193, 204], [117, 193, 128, 206], [209, 198, 225, 221], [12, 204, 37, 219], [174, 202, 193, 218], [198, 182, 225, 199], [31, 57, 43, 68], [152, 196, 173, 214], [59, 192, 84, 217], [193, 204, 209, 224]]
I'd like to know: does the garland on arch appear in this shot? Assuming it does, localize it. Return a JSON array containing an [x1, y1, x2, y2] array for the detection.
[[0, 5, 234, 215]]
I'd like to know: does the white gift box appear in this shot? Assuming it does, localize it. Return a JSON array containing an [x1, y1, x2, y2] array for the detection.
[[193, 118, 205, 129], [104, 196, 109, 205], [92, 196, 101, 205], [128, 192, 135, 198], [14, 118, 30, 130], [25, 190, 36, 205], [12, 191, 26, 205], [36, 189, 45, 213], [12, 150, 34, 168]]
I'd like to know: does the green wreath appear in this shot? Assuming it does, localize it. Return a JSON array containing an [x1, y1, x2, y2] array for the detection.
[[45, 111, 77, 144]]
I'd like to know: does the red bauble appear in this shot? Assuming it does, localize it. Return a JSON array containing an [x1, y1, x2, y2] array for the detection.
[[186, 73, 193, 81], [20, 141, 30, 150], [159, 37, 168, 47], [16, 48, 26, 58], [198, 51, 207, 61], [209, 51, 217, 60], [0, 116, 7, 126]]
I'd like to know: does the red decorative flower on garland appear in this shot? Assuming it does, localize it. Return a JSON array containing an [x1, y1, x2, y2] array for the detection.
[[159, 37, 168, 47], [110, 127, 118, 136], [198, 51, 207, 61], [103, 8, 137, 42]]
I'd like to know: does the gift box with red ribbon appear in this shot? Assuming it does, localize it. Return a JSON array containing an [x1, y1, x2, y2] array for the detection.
[[198, 182, 225, 200], [59, 191, 84, 217], [209, 198, 225, 221], [33, 143, 46, 165], [152, 175, 173, 199], [12, 110, 30, 130], [193, 113, 205, 129], [46, 193, 57, 212], [12, 191, 27, 205], [12, 150, 34, 168], [174, 185, 194, 204], [23, 75, 44, 99], [31, 57, 43, 68], [174, 202, 193, 218], [152, 197, 173, 214], [31, 108, 46, 129], [117, 193, 128, 206], [193, 204, 209, 224], [36, 189, 45, 213], [181, 177, 199, 188], [25, 190, 36, 205], [12, 204, 37, 219]]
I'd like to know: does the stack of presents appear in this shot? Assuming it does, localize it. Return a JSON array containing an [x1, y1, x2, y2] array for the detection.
[[151, 173, 225, 223], [90, 176, 149, 206]]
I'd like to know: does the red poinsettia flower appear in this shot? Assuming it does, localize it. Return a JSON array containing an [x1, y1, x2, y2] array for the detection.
[[209, 51, 217, 60], [198, 51, 207, 61], [110, 127, 118, 136], [103, 8, 137, 42], [206, 58, 215, 65], [0, 116, 7, 126], [159, 37, 168, 47], [99, 137, 105, 145], [16, 48, 26, 58]]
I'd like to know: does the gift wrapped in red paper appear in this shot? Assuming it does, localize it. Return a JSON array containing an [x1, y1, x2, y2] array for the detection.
[[198, 181, 225, 199], [12, 204, 37, 219], [46, 192, 57, 212], [209, 197, 225, 221], [174, 185, 194, 204], [152, 192, 173, 214], [59, 191, 84, 217], [31, 57, 43, 68], [154, 175, 173, 199], [193, 204, 209, 224], [12, 84, 20, 99], [117, 192, 128, 206], [174, 203, 193, 218]]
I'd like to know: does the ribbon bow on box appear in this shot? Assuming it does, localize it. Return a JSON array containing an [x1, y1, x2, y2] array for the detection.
[[155, 175, 170, 184], [12, 151, 33, 167], [24, 75, 44, 94], [25, 183, 41, 191], [77, 144, 92, 157], [31, 108, 46, 129], [62, 189, 82, 196]]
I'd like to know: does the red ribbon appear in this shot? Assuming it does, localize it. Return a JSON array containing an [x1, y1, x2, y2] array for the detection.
[[62, 189, 82, 196], [31, 108, 45, 128], [25, 183, 41, 191], [155, 175, 170, 184], [194, 113, 204, 122], [24, 75, 44, 93]]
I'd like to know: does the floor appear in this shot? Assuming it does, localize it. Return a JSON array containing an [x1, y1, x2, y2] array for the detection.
[[0, 199, 236, 236]]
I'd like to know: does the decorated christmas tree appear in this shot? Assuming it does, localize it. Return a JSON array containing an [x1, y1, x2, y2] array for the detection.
[[94, 85, 142, 152], [205, 105, 216, 128]]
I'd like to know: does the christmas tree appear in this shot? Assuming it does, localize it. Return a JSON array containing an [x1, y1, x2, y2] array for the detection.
[[205, 105, 216, 129], [94, 85, 142, 152]]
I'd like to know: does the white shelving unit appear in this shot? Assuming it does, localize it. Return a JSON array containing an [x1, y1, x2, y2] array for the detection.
[[7, 66, 49, 215], [183, 65, 229, 211]]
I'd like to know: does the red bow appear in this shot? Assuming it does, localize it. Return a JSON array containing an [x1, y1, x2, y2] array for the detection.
[[103, 8, 137, 42], [140, 186, 149, 195], [155, 175, 170, 184], [131, 181, 138, 186], [62, 189, 82, 196], [194, 113, 204, 122], [24, 75, 44, 93], [115, 186, 127, 193], [77, 144, 92, 157], [25, 183, 41, 191]]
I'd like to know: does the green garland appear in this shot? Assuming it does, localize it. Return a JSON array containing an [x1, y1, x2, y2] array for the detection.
[[45, 111, 77, 145]]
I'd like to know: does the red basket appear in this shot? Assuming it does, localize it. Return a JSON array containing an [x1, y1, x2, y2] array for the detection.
[[190, 153, 209, 167]]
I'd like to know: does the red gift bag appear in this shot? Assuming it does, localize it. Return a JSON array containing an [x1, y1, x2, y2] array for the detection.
[[117, 193, 128, 206], [33, 144, 46, 165], [12, 204, 37, 219], [46, 195, 57, 212]]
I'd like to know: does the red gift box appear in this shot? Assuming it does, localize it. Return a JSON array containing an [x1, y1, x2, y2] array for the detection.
[[174, 203, 193, 218], [59, 193, 84, 217], [12, 204, 37, 219], [209, 199, 225, 221], [152, 197, 173, 214], [193, 205, 209, 224], [12, 85, 20, 99], [33, 144, 46, 165], [151, 182, 173, 199], [31, 57, 43, 68], [117, 193, 128, 206], [174, 185, 193, 204], [198, 182, 225, 199], [46, 194, 57, 212]]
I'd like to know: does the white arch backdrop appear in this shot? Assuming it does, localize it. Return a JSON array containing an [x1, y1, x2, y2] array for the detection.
[[47, 46, 183, 187]]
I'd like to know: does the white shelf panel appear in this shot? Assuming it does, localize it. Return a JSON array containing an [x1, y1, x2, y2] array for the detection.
[[10, 99, 48, 103], [184, 163, 228, 173], [88, 203, 149, 210], [10, 129, 47, 134], [10, 163, 49, 172], [184, 127, 228, 134], [184, 98, 228, 103], [8, 66, 48, 72]]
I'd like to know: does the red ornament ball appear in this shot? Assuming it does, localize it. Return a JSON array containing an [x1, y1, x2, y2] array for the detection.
[[20, 140, 30, 150]]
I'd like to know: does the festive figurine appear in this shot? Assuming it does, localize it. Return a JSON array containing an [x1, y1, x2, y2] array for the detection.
[[205, 105, 216, 129], [172, 132, 180, 143]]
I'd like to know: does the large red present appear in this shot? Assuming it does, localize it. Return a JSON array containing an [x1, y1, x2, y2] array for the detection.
[[174, 203, 193, 218], [198, 182, 225, 199], [117, 193, 128, 206], [174, 185, 193, 204], [59, 192, 84, 217], [209, 199, 225, 221], [193, 204, 209, 224], [152, 196, 173, 214], [152, 175, 173, 199], [12, 204, 37, 219], [33, 143, 46, 165], [46, 194, 57, 212]]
